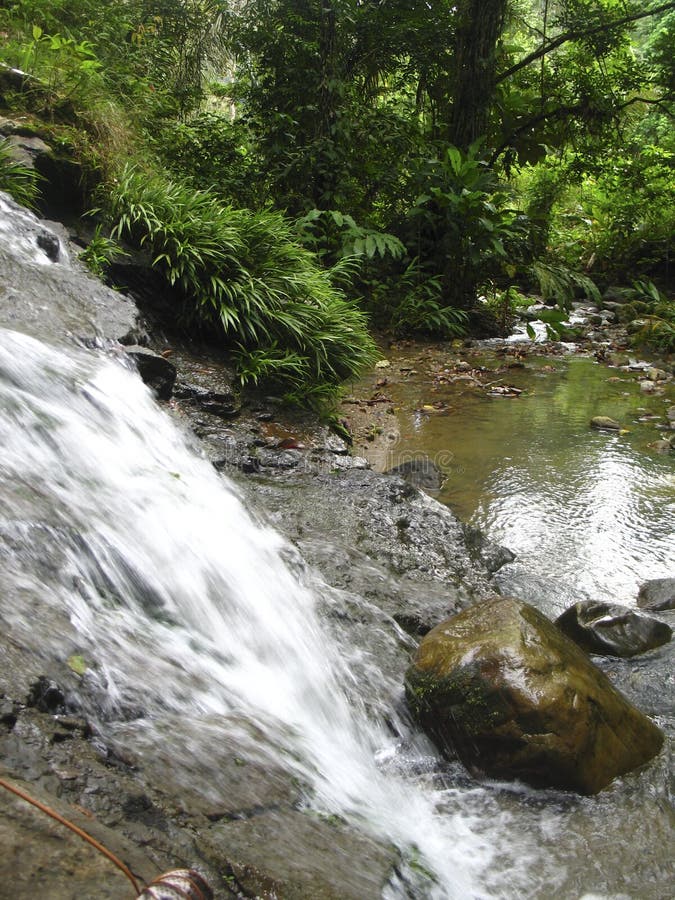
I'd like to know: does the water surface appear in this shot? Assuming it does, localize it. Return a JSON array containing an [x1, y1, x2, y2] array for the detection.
[[368, 348, 675, 612]]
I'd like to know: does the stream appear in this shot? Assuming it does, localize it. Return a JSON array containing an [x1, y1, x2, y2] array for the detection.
[[1, 193, 673, 899], [348, 341, 675, 898], [356, 344, 675, 614]]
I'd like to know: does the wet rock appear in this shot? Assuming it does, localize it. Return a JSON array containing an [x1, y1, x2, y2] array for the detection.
[[255, 448, 303, 469], [667, 406, 675, 422], [647, 367, 667, 382], [462, 525, 515, 574], [638, 578, 675, 612], [556, 601, 672, 657], [0, 192, 140, 346], [36, 229, 61, 262], [590, 416, 621, 430], [204, 808, 400, 900], [386, 456, 444, 491], [125, 346, 177, 400], [26, 676, 66, 713], [173, 382, 241, 419], [603, 286, 632, 304], [405, 596, 664, 794], [592, 635, 675, 729], [321, 432, 350, 455]]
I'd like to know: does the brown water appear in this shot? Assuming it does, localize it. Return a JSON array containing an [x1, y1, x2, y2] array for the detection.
[[354, 344, 675, 615]]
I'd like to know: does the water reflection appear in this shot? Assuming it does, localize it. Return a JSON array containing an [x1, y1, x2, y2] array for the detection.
[[376, 353, 675, 610]]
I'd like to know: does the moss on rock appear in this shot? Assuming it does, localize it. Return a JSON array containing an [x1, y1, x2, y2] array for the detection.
[[405, 596, 664, 794]]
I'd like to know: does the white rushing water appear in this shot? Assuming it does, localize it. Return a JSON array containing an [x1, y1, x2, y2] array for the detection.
[[0, 328, 551, 899]]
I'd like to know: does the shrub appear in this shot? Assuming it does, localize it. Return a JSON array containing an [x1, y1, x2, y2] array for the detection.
[[402, 144, 524, 308], [106, 165, 377, 395], [366, 258, 468, 338], [618, 281, 675, 353]]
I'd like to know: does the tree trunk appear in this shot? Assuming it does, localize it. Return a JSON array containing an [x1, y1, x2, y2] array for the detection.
[[447, 0, 508, 150]]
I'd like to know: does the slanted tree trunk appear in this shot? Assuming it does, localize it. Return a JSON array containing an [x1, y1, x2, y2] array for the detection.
[[447, 0, 508, 150]]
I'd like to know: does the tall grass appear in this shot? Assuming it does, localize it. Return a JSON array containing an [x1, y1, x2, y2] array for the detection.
[[107, 166, 377, 396]]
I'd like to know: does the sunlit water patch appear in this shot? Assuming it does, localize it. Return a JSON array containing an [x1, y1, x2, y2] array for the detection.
[[378, 352, 675, 612]]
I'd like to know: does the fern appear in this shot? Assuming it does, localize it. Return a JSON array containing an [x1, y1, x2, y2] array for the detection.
[[530, 260, 601, 309]]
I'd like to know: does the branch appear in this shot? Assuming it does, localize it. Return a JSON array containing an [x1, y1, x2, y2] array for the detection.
[[496, 1, 675, 84], [0, 776, 141, 895], [490, 104, 586, 163], [616, 94, 675, 116]]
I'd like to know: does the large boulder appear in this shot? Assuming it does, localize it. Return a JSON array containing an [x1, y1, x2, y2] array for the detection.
[[555, 600, 672, 657], [405, 597, 663, 795]]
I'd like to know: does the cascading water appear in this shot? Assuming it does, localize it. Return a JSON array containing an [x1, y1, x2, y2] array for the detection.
[[2, 194, 670, 899], [0, 328, 545, 899]]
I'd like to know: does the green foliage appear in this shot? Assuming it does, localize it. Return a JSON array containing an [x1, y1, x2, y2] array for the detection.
[[106, 166, 377, 395], [2, 0, 673, 352], [226, 0, 427, 216], [484, 283, 529, 333], [627, 278, 668, 306], [530, 260, 601, 309], [1, 23, 104, 113], [156, 112, 261, 206], [0, 138, 41, 208], [295, 209, 405, 264], [404, 144, 525, 307], [525, 306, 569, 342], [632, 315, 675, 353], [78, 224, 126, 277], [368, 258, 469, 338], [614, 279, 675, 352], [586, 146, 675, 278]]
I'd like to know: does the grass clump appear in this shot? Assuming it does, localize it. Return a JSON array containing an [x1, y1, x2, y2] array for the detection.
[[0, 138, 41, 208], [106, 165, 377, 398]]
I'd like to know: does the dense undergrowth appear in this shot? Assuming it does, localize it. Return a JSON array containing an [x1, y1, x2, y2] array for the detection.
[[0, 0, 673, 368], [106, 166, 377, 394]]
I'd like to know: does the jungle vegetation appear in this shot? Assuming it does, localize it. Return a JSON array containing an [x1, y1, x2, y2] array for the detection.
[[1, 0, 673, 395]]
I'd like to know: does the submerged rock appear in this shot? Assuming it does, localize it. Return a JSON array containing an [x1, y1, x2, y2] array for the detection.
[[638, 578, 675, 612], [556, 601, 672, 657], [590, 416, 621, 430], [462, 524, 515, 574], [386, 456, 444, 491], [405, 596, 663, 794]]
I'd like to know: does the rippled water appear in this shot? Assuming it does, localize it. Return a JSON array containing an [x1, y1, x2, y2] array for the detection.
[[352, 345, 675, 898], [375, 350, 675, 613]]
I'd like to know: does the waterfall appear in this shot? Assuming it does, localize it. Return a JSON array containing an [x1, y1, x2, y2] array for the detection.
[[0, 327, 544, 899]]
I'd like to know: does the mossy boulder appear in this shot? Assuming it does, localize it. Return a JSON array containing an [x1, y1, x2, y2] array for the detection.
[[405, 597, 663, 795]]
